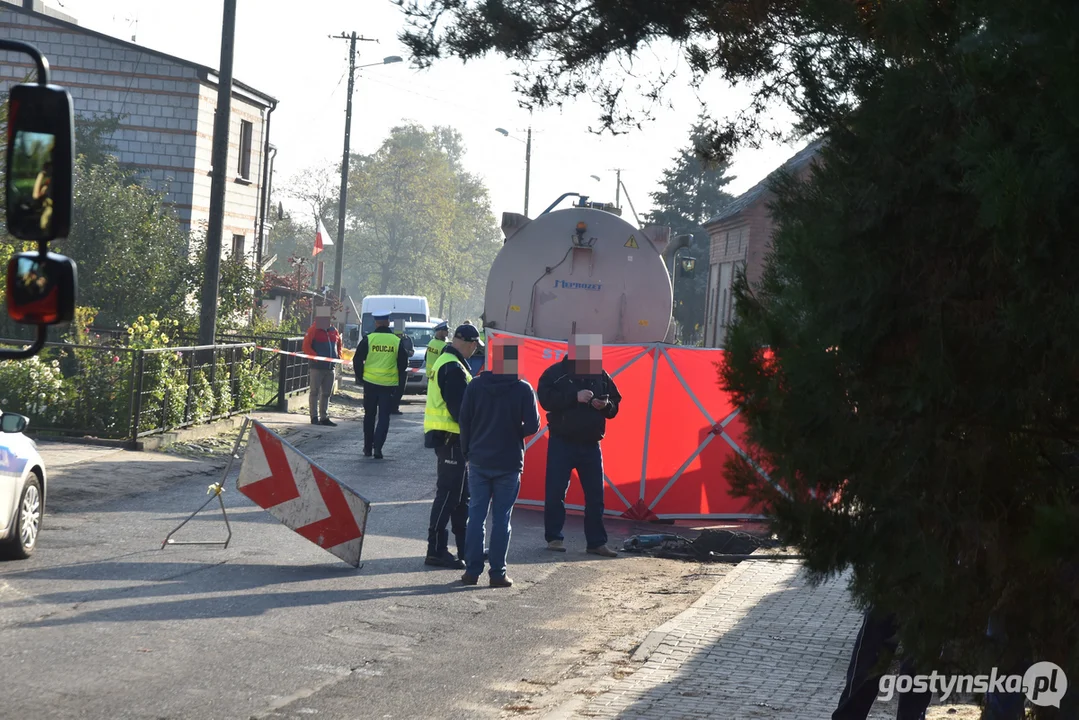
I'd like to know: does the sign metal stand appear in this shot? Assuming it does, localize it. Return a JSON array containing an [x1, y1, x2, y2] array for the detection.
[[159, 417, 250, 549]]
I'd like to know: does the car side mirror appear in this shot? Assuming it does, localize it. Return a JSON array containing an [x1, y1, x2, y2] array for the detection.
[[6, 251, 77, 325], [6, 82, 74, 241], [0, 412, 29, 434]]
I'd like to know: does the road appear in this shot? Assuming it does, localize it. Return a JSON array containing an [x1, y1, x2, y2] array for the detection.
[[0, 401, 720, 720]]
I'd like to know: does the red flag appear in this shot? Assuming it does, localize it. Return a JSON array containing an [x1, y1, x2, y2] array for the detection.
[[314, 218, 333, 256]]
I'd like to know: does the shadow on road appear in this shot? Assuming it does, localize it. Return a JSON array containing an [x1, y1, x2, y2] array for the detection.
[[1, 557, 469, 628]]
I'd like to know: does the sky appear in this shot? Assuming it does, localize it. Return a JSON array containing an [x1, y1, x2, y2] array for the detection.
[[47, 0, 804, 226]]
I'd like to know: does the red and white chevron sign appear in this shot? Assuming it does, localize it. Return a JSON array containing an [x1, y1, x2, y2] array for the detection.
[[236, 421, 370, 567]]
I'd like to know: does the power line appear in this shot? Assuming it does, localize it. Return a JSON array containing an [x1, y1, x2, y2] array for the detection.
[[327, 66, 349, 101], [359, 74, 487, 118]]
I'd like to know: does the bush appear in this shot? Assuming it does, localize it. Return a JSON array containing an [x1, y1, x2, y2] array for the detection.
[[61, 307, 132, 435], [0, 354, 68, 425], [0, 307, 274, 438]]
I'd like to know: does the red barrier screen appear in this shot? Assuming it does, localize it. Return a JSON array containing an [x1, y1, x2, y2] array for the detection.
[[485, 330, 770, 520]]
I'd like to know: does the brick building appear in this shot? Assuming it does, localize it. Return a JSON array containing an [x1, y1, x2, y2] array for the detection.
[[0, 0, 278, 264], [701, 140, 822, 347]]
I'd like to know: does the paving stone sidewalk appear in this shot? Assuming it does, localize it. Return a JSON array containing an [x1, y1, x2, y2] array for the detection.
[[568, 558, 902, 720]]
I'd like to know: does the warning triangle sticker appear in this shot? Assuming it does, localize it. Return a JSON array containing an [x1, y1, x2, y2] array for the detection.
[[625, 235, 638, 249]]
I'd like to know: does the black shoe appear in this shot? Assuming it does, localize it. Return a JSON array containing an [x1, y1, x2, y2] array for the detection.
[[310, 417, 319, 425], [363, 449, 372, 457], [461, 572, 479, 585], [373, 449, 384, 459], [320, 418, 337, 427], [425, 553, 466, 569], [490, 575, 514, 588], [391, 410, 403, 415]]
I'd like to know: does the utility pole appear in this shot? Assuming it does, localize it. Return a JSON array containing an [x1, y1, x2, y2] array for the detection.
[[329, 31, 377, 302], [612, 168, 623, 209], [524, 125, 532, 217], [197, 0, 237, 347]]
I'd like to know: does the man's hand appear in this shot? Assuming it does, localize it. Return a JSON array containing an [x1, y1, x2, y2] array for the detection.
[[590, 397, 608, 410], [577, 389, 594, 403]]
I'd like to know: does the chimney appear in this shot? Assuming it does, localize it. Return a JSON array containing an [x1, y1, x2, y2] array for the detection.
[[22, 0, 34, 9]]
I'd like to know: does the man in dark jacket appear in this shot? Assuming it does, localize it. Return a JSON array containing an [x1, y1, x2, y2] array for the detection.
[[353, 312, 410, 459], [423, 324, 482, 568], [537, 333, 621, 557], [302, 308, 343, 426], [459, 335, 540, 587]]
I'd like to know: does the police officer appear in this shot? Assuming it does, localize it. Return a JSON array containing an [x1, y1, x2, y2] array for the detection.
[[391, 318, 415, 415], [423, 324, 483, 568], [425, 321, 449, 378], [353, 312, 409, 459]]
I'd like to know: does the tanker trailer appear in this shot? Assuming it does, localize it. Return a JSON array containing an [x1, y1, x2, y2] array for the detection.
[[482, 196, 676, 344]]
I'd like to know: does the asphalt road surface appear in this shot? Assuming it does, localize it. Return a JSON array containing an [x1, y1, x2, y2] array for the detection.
[[0, 402, 715, 720]]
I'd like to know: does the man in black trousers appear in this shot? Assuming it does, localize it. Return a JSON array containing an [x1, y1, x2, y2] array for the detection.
[[422, 324, 482, 568], [353, 312, 409, 459]]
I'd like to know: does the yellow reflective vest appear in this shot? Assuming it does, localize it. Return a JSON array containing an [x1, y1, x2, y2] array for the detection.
[[424, 338, 446, 378], [362, 332, 401, 387], [424, 351, 471, 434]]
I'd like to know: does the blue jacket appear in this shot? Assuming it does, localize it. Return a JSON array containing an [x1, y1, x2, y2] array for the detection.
[[459, 371, 541, 473]]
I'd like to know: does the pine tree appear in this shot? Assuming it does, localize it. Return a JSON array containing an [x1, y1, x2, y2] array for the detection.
[[406, 1, 1079, 712], [645, 118, 735, 345], [720, 4, 1079, 707]]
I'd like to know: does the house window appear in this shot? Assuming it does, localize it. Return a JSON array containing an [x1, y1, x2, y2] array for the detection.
[[724, 231, 732, 254], [706, 288, 713, 337], [232, 234, 245, 260], [714, 286, 723, 346], [210, 109, 218, 173], [238, 120, 253, 180]]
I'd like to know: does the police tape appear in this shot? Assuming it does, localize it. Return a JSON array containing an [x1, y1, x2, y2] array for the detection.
[[255, 346, 351, 365]]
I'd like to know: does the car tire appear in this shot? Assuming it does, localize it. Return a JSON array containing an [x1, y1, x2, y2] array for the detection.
[[1, 474, 42, 560]]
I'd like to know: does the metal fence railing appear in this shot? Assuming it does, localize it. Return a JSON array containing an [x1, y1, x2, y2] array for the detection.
[[0, 338, 138, 440], [130, 343, 262, 438], [276, 337, 310, 410], [0, 332, 311, 443]]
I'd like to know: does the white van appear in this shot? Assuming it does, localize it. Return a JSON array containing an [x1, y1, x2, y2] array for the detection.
[[360, 295, 430, 336]]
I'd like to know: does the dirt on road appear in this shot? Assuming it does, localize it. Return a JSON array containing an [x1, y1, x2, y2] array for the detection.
[[493, 559, 727, 717]]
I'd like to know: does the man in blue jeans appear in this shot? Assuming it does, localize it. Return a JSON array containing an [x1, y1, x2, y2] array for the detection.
[[537, 333, 621, 558], [458, 335, 540, 587]]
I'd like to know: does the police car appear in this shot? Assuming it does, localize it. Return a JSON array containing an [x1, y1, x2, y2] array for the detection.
[[403, 321, 439, 395], [0, 411, 46, 560]]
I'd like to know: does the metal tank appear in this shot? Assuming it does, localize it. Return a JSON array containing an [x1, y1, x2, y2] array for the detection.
[[482, 198, 675, 343]]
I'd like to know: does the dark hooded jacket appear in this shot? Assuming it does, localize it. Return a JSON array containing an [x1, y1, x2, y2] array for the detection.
[[536, 356, 621, 444], [459, 371, 541, 472]]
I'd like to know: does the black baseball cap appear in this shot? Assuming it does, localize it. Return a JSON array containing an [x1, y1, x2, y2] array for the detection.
[[455, 324, 484, 347]]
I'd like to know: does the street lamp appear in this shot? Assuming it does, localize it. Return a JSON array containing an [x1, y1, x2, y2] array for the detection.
[[669, 233, 696, 302], [359, 55, 402, 69], [496, 126, 532, 216], [669, 239, 697, 342], [672, 242, 697, 285]]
